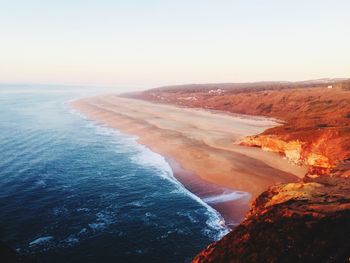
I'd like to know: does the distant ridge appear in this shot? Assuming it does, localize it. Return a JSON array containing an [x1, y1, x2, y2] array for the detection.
[[149, 78, 349, 93]]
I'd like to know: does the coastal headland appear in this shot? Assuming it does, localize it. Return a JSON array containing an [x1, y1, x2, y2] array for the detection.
[[73, 79, 350, 262], [131, 79, 350, 262]]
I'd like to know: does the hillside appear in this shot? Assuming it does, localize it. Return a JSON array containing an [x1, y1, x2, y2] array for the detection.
[[132, 79, 350, 176], [192, 176, 350, 263], [129, 79, 350, 262]]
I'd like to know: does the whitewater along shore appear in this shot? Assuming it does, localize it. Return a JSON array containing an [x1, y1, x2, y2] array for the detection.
[[71, 95, 306, 227]]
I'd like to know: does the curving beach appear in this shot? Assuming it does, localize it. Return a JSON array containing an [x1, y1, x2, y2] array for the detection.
[[72, 95, 306, 226]]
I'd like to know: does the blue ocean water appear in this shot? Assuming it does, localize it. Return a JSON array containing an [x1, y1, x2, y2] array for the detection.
[[0, 85, 228, 262]]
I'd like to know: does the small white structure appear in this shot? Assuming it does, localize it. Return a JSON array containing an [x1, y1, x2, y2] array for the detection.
[[327, 85, 333, 89], [208, 88, 225, 94]]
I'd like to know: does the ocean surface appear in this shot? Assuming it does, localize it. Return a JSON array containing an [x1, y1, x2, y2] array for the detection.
[[0, 85, 228, 263]]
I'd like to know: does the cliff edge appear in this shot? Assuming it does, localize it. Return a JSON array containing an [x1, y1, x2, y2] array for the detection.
[[134, 79, 350, 176], [131, 79, 350, 262], [193, 176, 350, 263]]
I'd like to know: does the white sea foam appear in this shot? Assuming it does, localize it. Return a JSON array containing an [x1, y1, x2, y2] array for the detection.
[[177, 211, 199, 224], [129, 144, 173, 177], [67, 105, 230, 240], [129, 143, 230, 238], [29, 236, 54, 246], [63, 102, 87, 120], [88, 210, 117, 232], [78, 228, 88, 235], [64, 235, 79, 247], [127, 140, 230, 237]]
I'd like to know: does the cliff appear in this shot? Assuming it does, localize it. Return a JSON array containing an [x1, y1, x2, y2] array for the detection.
[[192, 176, 350, 263], [239, 134, 336, 176], [130, 79, 350, 262], [133, 80, 350, 176]]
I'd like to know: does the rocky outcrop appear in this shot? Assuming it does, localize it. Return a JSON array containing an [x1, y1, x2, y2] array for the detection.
[[133, 81, 350, 176], [131, 80, 350, 262], [240, 135, 333, 175], [240, 135, 303, 164], [193, 176, 350, 263]]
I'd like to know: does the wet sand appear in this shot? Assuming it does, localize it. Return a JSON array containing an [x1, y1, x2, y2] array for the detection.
[[71, 95, 306, 226]]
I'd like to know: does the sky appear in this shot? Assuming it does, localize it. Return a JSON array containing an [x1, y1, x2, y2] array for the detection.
[[0, 0, 349, 90]]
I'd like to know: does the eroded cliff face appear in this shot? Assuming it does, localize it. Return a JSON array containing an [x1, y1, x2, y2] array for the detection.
[[133, 81, 350, 176], [240, 135, 334, 175], [240, 135, 303, 164], [192, 176, 350, 263], [131, 81, 350, 262]]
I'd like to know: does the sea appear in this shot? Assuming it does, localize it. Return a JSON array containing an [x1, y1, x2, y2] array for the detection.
[[0, 85, 229, 263]]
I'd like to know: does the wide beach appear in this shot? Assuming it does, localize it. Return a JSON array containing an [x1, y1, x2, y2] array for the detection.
[[72, 95, 306, 226]]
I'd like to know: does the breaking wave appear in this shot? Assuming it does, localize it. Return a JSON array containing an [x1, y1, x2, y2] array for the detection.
[[71, 105, 230, 239]]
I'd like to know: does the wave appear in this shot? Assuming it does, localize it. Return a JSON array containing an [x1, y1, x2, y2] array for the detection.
[[29, 236, 54, 246], [110, 130, 230, 239], [67, 103, 230, 240]]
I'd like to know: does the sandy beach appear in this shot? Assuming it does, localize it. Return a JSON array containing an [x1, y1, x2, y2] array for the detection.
[[72, 95, 306, 226]]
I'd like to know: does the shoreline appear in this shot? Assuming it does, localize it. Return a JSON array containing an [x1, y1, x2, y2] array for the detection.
[[70, 95, 306, 227], [165, 156, 251, 227]]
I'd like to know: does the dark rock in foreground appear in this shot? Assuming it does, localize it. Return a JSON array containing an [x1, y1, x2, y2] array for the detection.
[[193, 176, 350, 263]]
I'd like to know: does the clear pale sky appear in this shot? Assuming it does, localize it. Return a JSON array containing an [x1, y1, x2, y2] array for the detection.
[[1, 0, 349, 90]]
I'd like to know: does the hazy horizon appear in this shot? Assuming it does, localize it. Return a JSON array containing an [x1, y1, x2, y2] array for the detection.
[[1, 0, 350, 91]]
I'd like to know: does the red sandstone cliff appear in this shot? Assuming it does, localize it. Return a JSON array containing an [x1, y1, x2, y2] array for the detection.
[[192, 176, 350, 263], [130, 79, 350, 262], [132, 80, 350, 176]]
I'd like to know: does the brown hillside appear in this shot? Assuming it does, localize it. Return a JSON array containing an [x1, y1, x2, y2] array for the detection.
[[132, 80, 350, 175]]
